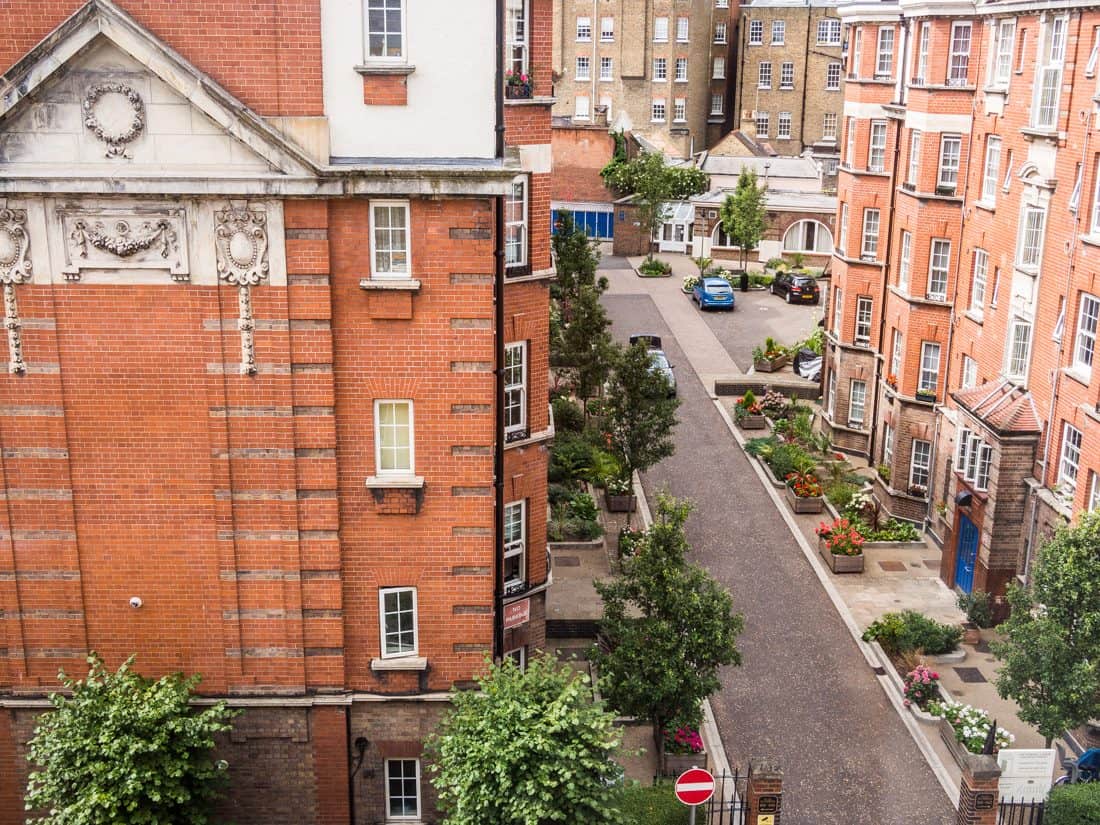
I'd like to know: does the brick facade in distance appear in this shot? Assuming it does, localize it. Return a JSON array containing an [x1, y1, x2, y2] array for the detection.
[[0, 1, 552, 823], [828, 0, 1100, 606]]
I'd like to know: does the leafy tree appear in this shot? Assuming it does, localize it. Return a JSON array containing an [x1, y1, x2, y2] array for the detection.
[[557, 284, 617, 414], [992, 512, 1100, 746], [428, 654, 623, 825], [552, 213, 604, 321], [718, 170, 767, 271], [25, 654, 237, 825], [601, 153, 708, 261], [595, 496, 743, 763], [604, 341, 679, 480]]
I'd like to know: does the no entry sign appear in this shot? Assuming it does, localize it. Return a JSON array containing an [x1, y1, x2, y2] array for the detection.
[[674, 767, 715, 806]]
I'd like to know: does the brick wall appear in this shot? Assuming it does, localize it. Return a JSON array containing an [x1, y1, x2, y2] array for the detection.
[[551, 126, 616, 204], [0, 1, 323, 116]]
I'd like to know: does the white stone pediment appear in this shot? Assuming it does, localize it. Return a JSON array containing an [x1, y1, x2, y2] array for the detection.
[[0, 0, 319, 192]]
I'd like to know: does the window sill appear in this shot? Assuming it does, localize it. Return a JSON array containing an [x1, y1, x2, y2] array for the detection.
[[708, 116, 726, 124], [1063, 366, 1092, 388], [505, 95, 556, 107], [963, 310, 984, 325], [1081, 234, 1100, 249], [355, 63, 416, 76], [365, 475, 425, 489], [371, 656, 428, 672], [360, 278, 422, 292], [973, 200, 995, 213], [1020, 126, 1061, 143]]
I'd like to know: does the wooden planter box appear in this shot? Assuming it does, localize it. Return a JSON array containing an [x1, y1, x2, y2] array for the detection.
[[961, 622, 981, 646], [736, 413, 767, 430], [785, 484, 824, 514], [818, 539, 865, 573], [605, 493, 637, 513], [662, 751, 708, 777], [753, 355, 789, 373]]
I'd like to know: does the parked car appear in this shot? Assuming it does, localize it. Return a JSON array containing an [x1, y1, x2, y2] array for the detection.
[[628, 334, 677, 397], [692, 276, 736, 311], [770, 271, 820, 304]]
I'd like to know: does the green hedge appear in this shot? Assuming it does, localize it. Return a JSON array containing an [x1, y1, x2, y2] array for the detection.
[[1045, 783, 1100, 825], [618, 783, 689, 825], [861, 610, 962, 655]]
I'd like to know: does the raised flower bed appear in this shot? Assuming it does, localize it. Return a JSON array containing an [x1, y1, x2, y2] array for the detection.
[[929, 700, 1014, 764], [604, 475, 636, 513], [661, 725, 708, 776], [815, 517, 865, 573], [752, 338, 789, 373], [733, 390, 767, 430], [784, 470, 823, 514]]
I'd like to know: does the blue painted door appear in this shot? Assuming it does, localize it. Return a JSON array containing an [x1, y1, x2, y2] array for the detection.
[[955, 515, 979, 593]]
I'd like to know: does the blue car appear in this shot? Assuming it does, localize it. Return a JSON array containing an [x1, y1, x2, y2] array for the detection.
[[693, 277, 736, 311]]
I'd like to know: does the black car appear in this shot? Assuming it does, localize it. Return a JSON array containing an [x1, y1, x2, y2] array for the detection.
[[628, 334, 677, 397], [770, 271, 820, 304]]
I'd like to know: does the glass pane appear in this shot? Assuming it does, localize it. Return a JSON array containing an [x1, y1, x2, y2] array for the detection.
[[368, 10, 385, 31], [368, 34, 385, 56]]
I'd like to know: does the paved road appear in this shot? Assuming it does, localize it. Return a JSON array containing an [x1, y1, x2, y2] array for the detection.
[[603, 289, 955, 825]]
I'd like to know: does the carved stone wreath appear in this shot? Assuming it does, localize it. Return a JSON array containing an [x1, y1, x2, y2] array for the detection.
[[82, 83, 145, 159], [0, 209, 31, 285]]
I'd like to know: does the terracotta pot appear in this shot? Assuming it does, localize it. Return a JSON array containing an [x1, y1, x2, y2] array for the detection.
[[818, 539, 865, 573], [785, 484, 824, 513]]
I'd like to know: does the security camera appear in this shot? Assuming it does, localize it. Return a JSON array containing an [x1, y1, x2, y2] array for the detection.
[[129, 596, 143, 609]]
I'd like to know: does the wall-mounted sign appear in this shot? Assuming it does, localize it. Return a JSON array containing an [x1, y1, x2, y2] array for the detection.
[[997, 749, 1056, 804], [503, 598, 530, 630]]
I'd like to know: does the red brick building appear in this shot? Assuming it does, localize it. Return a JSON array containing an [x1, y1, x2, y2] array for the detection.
[[825, 0, 1100, 609], [0, 1, 551, 822]]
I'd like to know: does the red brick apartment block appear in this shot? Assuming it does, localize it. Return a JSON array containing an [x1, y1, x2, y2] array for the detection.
[[0, 0, 551, 822], [826, 1, 1100, 611]]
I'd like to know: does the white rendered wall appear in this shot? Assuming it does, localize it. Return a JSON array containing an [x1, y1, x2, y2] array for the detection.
[[322, 0, 497, 159]]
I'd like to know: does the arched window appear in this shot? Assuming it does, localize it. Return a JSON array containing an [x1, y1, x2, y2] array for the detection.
[[783, 219, 833, 253], [712, 224, 738, 248]]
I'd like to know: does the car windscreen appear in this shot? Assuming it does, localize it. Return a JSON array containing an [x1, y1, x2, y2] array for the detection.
[[650, 352, 670, 369], [794, 277, 816, 287], [708, 283, 732, 293]]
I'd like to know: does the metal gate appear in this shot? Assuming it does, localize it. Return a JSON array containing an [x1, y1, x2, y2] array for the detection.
[[700, 768, 749, 825], [998, 798, 1045, 825]]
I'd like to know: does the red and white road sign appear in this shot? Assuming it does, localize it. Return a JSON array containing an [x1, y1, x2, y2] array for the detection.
[[674, 767, 715, 806]]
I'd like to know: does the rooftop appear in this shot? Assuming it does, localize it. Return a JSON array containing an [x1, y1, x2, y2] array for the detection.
[[953, 380, 1042, 435]]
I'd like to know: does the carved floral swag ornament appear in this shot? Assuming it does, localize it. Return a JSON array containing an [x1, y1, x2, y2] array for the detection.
[[0, 209, 32, 374], [214, 206, 270, 375]]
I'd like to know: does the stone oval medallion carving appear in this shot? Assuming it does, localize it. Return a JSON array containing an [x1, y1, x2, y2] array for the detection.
[[83, 83, 145, 159], [228, 230, 259, 270], [215, 206, 269, 287], [0, 209, 31, 284]]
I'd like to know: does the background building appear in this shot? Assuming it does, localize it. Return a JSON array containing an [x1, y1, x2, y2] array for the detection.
[[0, 1, 551, 822], [552, 0, 740, 156], [735, 0, 844, 174], [825, 0, 1100, 615]]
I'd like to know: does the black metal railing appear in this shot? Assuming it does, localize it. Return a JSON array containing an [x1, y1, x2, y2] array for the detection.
[[998, 798, 1045, 825]]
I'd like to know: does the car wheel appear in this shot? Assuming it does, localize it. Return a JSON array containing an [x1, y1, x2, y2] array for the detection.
[[769, 283, 776, 295], [785, 291, 792, 304]]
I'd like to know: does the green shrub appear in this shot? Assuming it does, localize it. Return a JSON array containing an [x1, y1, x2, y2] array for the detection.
[[864, 519, 921, 542], [862, 611, 962, 655], [570, 492, 599, 523], [618, 783, 689, 825], [767, 443, 815, 479], [744, 435, 779, 457], [548, 483, 574, 506], [957, 590, 995, 629], [1045, 782, 1100, 825], [552, 396, 585, 433], [639, 259, 673, 277], [617, 527, 645, 557], [549, 431, 595, 485], [825, 480, 858, 511]]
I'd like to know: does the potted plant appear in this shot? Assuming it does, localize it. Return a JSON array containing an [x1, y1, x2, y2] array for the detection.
[[877, 463, 891, 485], [682, 275, 700, 294], [908, 483, 928, 498], [753, 337, 789, 372], [604, 474, 636, 513], [734, 390, 767, 430], [956, 590, 994, 645], [885, 373, 898, 390], [915, 388, 937, 403], [660, 723, 707, 776], [505, 69, 532, 99], [785, 469, 824, 513], [902, 664, 941, 709], [815, 517, 865, 573]]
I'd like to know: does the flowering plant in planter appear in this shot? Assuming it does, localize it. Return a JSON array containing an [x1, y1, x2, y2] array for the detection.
[[663, 726, 705, 755], [505, 69, 531, 87], [902, 664, 940, 708], [928, 700, 1015, 753], [682, 275, 701, 292], [885, 373, 898, 389], [785, 470, 822, 498], [734, 390, 764, 421], [815, 517, 865, 556]]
